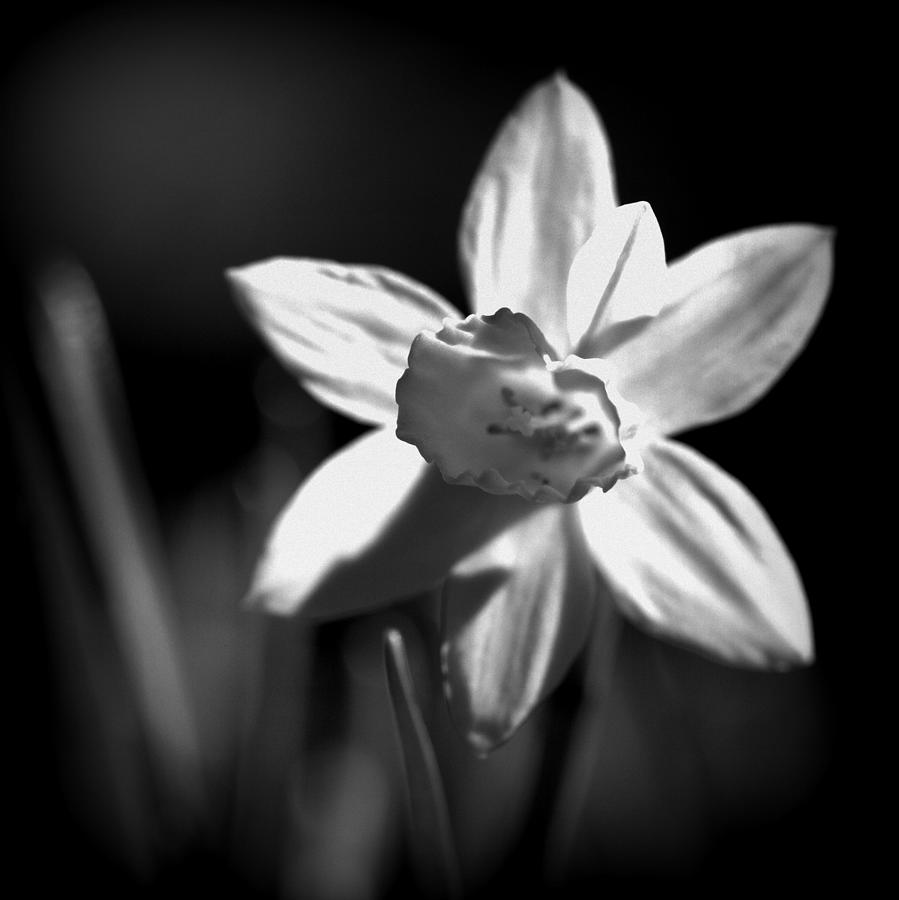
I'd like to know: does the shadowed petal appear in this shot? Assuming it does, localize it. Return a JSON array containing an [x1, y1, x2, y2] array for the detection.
[[568, 202, 667, 355], [228, 258, 460, 425], [578, 439, 812, 668], [442, 504, 597, 753], [248, 427, 535, 618], [459, 74, 617, 354], [608, 225, 834, 435]]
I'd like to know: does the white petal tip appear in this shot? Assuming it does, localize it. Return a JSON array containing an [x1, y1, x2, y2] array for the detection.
[[781, 637, 815, 669], [225, 259, 269, 281], [801, 225, 836, 257], [465, 730, 504, 758], [520, 70, 591, 114], [243, 590, 295, 617], [241, 568, 306, 616], [647, 624, 815, 672], [455, 711, 518, 756], [549, 69, 574, 92], [791, 223, 837, 255], [441, 650, 521, 756], [719, 627, 815, 671]]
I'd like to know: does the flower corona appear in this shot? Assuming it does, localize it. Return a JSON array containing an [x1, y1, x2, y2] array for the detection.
[[396, 308, 643, 503]]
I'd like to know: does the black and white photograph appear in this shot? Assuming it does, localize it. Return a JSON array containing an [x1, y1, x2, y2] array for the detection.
[[3, 5, 870, 898]]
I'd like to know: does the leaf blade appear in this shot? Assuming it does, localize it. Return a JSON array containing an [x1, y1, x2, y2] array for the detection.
[[384, 627, 461, 900]]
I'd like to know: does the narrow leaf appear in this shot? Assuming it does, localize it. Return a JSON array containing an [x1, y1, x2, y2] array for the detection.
[[383, 628, 462, 900], [5, 370, 158, 874], [31, 260, 204, 830]]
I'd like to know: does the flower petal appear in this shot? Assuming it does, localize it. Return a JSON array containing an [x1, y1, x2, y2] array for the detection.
[[568, 202, 668, 355], [248, 427, 535, 618], [228, 258, 460, 425], [459, 74, 617, 355], [578, 439, 812, 668], [442, 504, 597, 753], [608, 225, 834, 434]]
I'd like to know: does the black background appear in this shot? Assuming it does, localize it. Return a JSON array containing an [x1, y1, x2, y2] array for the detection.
[[2, 3, 874, 897]]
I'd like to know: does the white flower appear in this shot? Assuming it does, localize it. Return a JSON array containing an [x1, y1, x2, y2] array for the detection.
[[228, 74, 834, 753]]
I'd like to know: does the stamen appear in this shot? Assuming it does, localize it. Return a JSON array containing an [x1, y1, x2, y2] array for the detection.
[[488, 384, 606, 463]]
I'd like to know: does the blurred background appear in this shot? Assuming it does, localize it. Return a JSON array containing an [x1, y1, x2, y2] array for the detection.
[[2, 3, 866, 898]]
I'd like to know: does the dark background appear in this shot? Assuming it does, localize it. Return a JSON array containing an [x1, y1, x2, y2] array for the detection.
[[2, 3, 872, 897]]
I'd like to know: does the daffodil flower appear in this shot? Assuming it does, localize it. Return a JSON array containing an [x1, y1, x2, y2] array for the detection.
[[228, 74, 833, 753]]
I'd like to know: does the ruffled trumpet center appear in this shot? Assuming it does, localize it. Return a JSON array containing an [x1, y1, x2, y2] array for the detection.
[[396, 308, 643, 503]]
